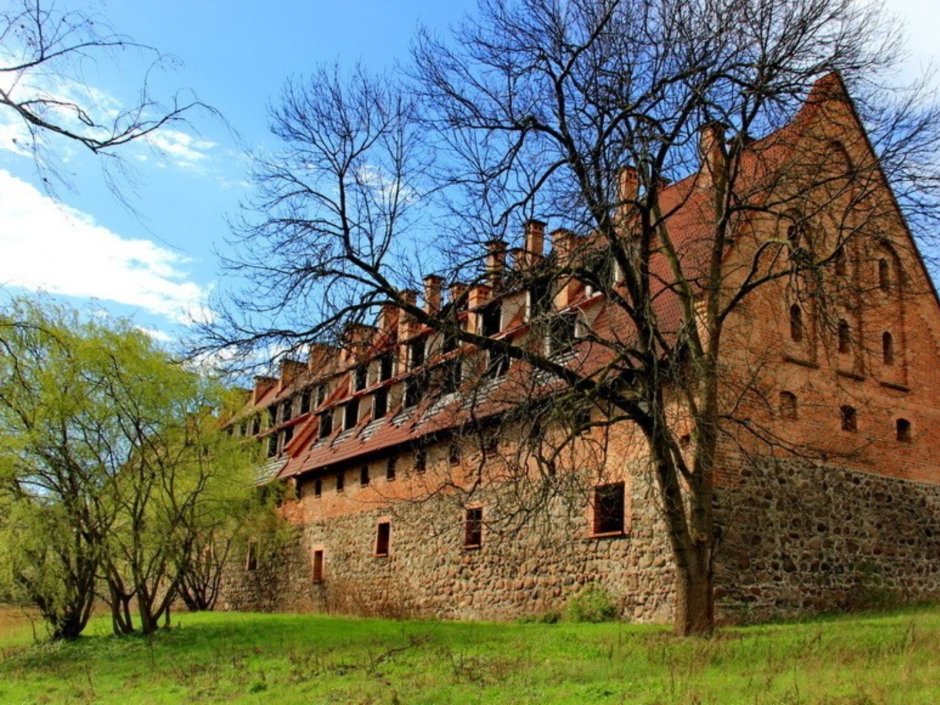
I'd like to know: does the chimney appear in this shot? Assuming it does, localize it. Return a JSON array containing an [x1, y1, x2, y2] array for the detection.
[[378, 303, 400, 335], [423, 274, 443, 314], [279, 358, 307, 388], [618, 166, 639, 201], [448, 281, 467, 308], [307, 343, 338, 372], [484, 239, 507, 286], [550, 228, 576, 261], [397, 289, 419, 340], [252, 375, 277, 405], [699, 121, 727, 183], [523, 219, 545, 265]]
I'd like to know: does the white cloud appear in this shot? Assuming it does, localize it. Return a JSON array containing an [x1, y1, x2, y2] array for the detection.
[[145, 129, 217, 171], [0, 169, 213, 325]]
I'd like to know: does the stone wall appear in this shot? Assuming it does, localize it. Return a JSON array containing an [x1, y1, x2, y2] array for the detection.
[[219, 479, 676, 622], [221, 458, 940, 623], [714, 458, 940, 621]]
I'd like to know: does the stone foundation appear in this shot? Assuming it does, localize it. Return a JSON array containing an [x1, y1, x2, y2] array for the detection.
[[220, 460, 940, 622]]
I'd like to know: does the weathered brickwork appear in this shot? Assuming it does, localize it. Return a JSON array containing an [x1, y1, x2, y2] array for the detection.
[[714, 459, 940, 620]]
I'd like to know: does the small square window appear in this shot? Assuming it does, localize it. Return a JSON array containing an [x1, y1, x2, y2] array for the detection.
[[375, 521, 391, 556]]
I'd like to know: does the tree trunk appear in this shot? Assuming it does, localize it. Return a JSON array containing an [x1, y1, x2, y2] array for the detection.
[[673, 543, 714, 636]]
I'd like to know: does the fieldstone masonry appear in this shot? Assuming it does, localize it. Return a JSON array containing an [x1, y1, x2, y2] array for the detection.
[[221, 458, 940, 622]]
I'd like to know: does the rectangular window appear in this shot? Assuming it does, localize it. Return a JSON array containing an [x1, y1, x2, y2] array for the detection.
[[409, 339, 425, 369], [527, 280, 551, 319], [312, 549, 324, 582], [344, 398, 360, 430], [373, 387, 388, 419], [404, 375, 425, 407], [465, 508, 483, 548], [281, 398, 293, 422], [246, 542, 258, 571], [300, 390, 311, 415], [441, 358, 462, 394], [379, 352, 394, 381], [386, 457, 397, 481], [267, 405, 278, 427], [336, 470, 345, 493], [548, 311, 578, 354], [375, 521, 391, 556], [314, 477, 322, 498], [482, 302, 502, 336], [593, 482, 625, 535], [360, 465, 370, 486], [484, 349, 510, 379], [414, 448, 427, 474], [354, 364, 368, 391], [319, 412, 333, 439], [267, 434, 278, 458], [316, 385, 326, 406]]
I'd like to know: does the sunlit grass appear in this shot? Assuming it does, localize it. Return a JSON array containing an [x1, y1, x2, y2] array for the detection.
[[1, 604, 937, 704]]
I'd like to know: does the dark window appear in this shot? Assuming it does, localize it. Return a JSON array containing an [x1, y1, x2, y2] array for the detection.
[[528, 280, 551, 319], [314, 477, 322, 498], [593, 483, 625, 535], [379, 352, 394, 381], [583, 251, 614, 296], [336, 470, 345, 493], [386, 457, 397, 481], [896, 418, 912, 442], [312, 550, 324, 582], [482, 302, 502, 337], [449, 442, 461, 465], [484, 349, 510, 379], [267, 434, 278, 458], [373, 387, 388, 419], [789, 305, 803, 343], [834, 246, 847, 276], [482, 432, 498, 455], [375, 522, 391, 556], [404, 375, 425, 407], [319, 411, 333, 439], [354, 364, 368, 391], [840, 405, 857, 432], [268, 405, 278, 427], [442, 327, 459, 353], [414, 448, 427, 473], [251, 414, 261, 435], [837, 319, 851, 354], [882, 332, 894, 366], [300, 390, 311, 415], [360, 465, 370, 486], [409, 339, 426, 369], [281, 399, 293, 422], [441, 358, 462, 394], [465, 508, 483, 547], [344, 398, 360, 430], [316, 385, 326, 406], [548, 311, 579, 355], [283, 425, 294, 447], [779, 391, 797, 420], [878, 258, 890, 290], [246, 542, 258, 571]]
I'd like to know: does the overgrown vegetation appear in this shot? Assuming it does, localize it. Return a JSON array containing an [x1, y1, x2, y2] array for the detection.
[[0, 605, 937, 704]]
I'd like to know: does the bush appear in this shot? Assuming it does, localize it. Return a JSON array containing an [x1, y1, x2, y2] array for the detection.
[[564, 584, 618, 623]]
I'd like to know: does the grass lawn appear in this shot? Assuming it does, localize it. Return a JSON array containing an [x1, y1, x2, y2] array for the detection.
[[0, 605, 938, 705]]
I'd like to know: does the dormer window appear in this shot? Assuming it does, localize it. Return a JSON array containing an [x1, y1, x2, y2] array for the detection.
[[527, 280, 552, 320], [344, 398, 360, 430], [354, 364, 368, 391], [481, 302, 502, 337], [583, 251, 614, 297], [547, 311, 578, 355], [379, 351, 394, 381], [372, 387, 388, 419], [409, 339, 426, 370], [299, 389, 311, 415], [404, 375, 425, 407], [318, 412, 333, 439]]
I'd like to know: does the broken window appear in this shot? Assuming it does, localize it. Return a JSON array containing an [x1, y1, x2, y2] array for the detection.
[[312, 550, 324, 582], [593, 482, 625, 535], [465, 508, 483, 548], [375, 522, 391, 556]]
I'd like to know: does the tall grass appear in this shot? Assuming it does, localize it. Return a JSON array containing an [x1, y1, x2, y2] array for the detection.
[[0, 605, 937, 704]]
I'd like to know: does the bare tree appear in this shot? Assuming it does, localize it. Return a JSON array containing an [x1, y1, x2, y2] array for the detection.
[[205, 0, 940, 635], [0, 0, 209, 189]]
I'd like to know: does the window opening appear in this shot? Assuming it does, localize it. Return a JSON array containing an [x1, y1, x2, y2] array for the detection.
[[882, 332, 894, 366], [779, 391, 798, 420], [312, 550, 324, 582], [789, 305, 803, 343], [593, 483, 625, 534], [840, 405, 857, 432], [896, 418, 911, 442], [465, 508, 483, 547], [837, 319, 851, 354], [375, 522, 391, 556], [344, 398, 360, 430]]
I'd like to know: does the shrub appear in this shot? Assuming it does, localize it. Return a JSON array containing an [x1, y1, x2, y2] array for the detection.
[[565, 584, 618, 623]]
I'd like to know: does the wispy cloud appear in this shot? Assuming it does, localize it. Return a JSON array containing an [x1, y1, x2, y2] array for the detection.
[[0, 169, 213, 325], [145, 129, 217, 171]]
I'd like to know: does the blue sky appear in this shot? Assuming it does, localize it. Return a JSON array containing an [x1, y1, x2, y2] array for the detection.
[[0, 0, 937, 345]]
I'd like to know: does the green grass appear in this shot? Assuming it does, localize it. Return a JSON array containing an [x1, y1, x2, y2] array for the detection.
[[1, 605, 938, 705]]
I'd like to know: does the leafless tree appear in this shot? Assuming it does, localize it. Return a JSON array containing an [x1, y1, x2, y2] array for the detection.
[[205, 0, 940, 635], [0, 0, 210, 191]]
